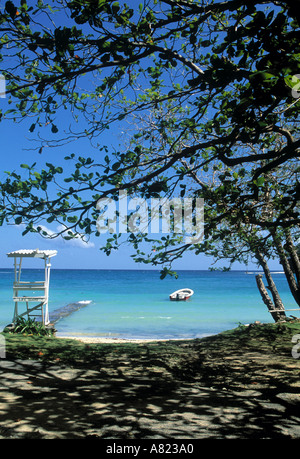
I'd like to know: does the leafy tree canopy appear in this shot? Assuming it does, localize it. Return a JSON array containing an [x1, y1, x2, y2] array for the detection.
[[0, 0, 299, 271]]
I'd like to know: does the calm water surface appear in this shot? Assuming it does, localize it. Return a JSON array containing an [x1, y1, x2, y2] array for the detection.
[[0, 269, 295, 339]]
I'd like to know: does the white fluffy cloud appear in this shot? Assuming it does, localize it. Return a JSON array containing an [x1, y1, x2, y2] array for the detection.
[[43, 224, 95, 249], [17, 223, 95, 249]]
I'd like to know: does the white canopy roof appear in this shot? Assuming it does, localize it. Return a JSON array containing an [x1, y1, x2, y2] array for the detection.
[[7, 249, 57, 259]]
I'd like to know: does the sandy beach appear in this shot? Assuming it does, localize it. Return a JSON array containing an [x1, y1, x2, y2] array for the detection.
[[58, 336, 195, 344], [1, 321, 300, 439]]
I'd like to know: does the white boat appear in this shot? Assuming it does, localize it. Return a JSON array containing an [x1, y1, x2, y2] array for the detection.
[[169, 288, 194, 301]]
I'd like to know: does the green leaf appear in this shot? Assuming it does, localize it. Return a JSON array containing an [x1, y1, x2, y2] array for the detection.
[[5, 1, 17, 19], [284, 74, 300, 90], [112, 162, 120, 171], [254, 176, 265, 187], [249, 71, 277, 82]]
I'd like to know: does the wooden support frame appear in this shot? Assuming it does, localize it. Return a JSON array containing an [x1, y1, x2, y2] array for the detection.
[[7, 249, 57, 326]]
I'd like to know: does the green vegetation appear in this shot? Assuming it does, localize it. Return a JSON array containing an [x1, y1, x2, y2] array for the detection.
[[2, 320, 300, 370], [3, 317, 56, 337]]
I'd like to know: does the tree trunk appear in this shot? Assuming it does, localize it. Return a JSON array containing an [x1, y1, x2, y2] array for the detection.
[[284, 229, 300, 285], [255, 250, 286, 311], [255, 274, 286, 322], [255, 250, 286, 322], [271, 229, 300, 306]]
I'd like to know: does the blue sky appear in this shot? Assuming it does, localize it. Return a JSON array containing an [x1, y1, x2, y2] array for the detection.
[[0, 109, 200, 270], [0, 113, 283, 271], [0, 1, 283, 272]]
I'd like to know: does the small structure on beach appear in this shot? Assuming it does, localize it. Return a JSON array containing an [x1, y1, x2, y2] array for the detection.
[[7, 249, 57, 326]]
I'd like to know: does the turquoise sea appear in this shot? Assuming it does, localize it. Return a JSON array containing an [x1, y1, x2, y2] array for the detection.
[[0, 269, 296, 340]]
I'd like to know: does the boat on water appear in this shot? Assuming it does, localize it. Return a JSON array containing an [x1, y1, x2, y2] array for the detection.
[[169, 288, 194, 301]]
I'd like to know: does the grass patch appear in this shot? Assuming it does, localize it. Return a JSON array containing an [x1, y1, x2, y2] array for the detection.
[[2, 320, 300, 368], [1, 331, 192, 369]]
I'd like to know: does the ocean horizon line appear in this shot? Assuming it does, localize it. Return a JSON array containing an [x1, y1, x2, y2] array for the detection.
[[0, 267, 267, 272]]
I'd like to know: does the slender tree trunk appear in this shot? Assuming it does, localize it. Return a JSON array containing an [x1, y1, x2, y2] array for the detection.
[[255, 274, 285, 322], [284, 228, 300, 285], [255, 251, 286, 322], [271, 229, 300, 306]]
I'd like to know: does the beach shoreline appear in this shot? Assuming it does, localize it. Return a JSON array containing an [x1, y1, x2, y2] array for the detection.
[[57, 335, 196, 344]]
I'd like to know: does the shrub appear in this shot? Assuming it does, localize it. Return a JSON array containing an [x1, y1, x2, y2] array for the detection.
[[4, 317, 55, 337]]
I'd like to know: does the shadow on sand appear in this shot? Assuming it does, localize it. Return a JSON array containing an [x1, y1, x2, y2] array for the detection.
[[0, 335, 300, 439]]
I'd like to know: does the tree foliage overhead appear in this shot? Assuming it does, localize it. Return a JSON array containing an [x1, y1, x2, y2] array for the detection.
[[0, 0, 299, 257]]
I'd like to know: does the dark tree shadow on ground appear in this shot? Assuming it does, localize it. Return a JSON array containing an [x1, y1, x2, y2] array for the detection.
[[0, 345, 300, 439]]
